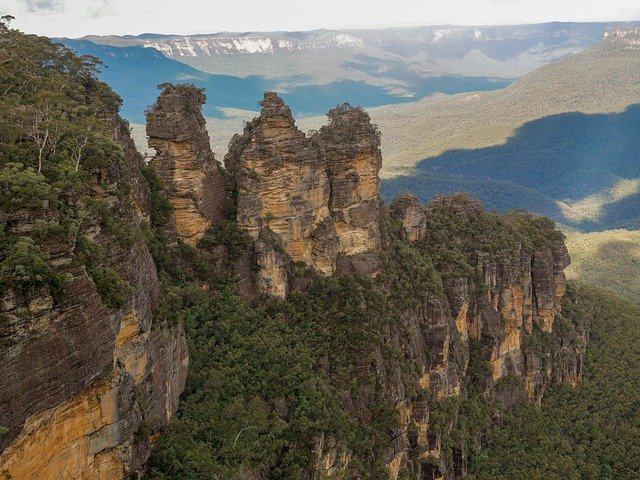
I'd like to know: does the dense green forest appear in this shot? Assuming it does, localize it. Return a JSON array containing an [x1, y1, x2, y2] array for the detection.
[[471, 285, 640, 480], [0, 20, 133, 303]]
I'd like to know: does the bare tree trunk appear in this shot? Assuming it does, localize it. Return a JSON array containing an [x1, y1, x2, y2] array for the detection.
[[37, 128, 49, 173]]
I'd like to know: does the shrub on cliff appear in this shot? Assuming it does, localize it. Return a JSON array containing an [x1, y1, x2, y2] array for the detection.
[[0, 26, 135, 310], [0, 236, 58, 292]]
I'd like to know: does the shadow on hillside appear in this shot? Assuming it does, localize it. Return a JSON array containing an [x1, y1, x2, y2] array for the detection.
[[382, 104, 640, 230]]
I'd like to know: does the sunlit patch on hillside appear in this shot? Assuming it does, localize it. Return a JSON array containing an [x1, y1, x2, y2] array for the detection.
[[565, 229, 640, 305], [559, 178, 640, 222]]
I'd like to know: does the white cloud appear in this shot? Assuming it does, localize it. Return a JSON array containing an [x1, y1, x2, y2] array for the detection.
[[4, 0, 640, 38], [20, 0, 64, 13]]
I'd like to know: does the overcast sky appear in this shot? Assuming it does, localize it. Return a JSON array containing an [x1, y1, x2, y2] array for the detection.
[[2, 0, 640, 38]]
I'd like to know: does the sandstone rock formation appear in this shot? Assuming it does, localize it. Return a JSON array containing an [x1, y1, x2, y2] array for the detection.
[[226, 93, 383, 296], [313, 104, 382, 255], [0, 118, 188, 479], [390, 193, 427, 242], [377, 193, 585, 477], [604, 28, 640, 49], [226, 92, 335, 297], [146, 84, 227, 244]]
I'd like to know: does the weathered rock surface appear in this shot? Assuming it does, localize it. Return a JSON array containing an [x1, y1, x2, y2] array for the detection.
[[226, 93, 383, 296], [226, 92, 335, 296], [0, 118, 188, 479], [0, 82, 588, 480], [357, 193, 587, 478], [313, 104, 382, 255], [390, 193, 427, 242], [146, 84, 227, 244]]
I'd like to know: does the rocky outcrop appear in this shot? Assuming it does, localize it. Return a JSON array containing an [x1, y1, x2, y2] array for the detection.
[[0, 118, 188, 478], [313, 104, 382, 255], [390, 193, 427, 242], [221, 100, 585, 477], [0, 80, 587, 480], [368, 193, 587, 477], [604, 28, 640, 49], [226, 93, 383, 296], [225, 92, 335, 296], [391, 194, 580, 393], [146, 84, 227, 244]]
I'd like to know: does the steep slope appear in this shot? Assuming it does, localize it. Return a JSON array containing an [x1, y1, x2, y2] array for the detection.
[[0, 26, 600, 480], [225, 93, 383, 296], [144, 94, 585, 479], [146, 84, 227, 244], [473, 285, 640, 479], [374, 29, 640, 176], [0, 27, 187, 478]]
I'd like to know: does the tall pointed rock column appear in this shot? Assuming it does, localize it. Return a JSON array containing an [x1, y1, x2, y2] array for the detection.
[[146, 84, 226, 244], [226, 92, 337, 296]]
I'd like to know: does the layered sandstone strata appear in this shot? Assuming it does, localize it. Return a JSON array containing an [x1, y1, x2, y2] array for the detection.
[[146, 84, 226, 244], [226, 93, 384, 296], [0, 118, 188, 479], [313, 104, 382, 255], [391, 194, 579, 395]]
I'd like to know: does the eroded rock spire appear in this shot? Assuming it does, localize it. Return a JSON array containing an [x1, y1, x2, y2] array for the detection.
[[146, 84, 226, 244], [226, 92, 384, 297]]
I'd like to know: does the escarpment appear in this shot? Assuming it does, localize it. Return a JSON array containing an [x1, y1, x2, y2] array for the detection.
[[1, 42, 589, 479], [226, 93, 383, 296], [0, 114, 187, 476], [136, 89, 585, 479], [297, 194, 585, 479], [146, 84, 227, 244]]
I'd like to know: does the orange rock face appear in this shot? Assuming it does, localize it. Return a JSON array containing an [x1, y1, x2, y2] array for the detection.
[[314, 104, 382, 255], [0, 119, 188, 479], [226, 93, 383, 297], [147, 84, 227, 244]]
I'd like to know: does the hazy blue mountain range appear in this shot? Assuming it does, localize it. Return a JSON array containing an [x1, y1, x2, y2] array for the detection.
[[62, 39, 509, 123], [79, 21, 640, 78], [374, 30, 640, 232], [62, 21, 640, 123]]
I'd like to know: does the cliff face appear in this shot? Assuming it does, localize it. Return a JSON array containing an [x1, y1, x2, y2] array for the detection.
[[146, 84, 227, 244], [368, 193, 586, 478], [215, 95, 585, 478], [226, 92, 335, 295], [313, 104, 382, 256], [1, 77, 588, 480], [0, 119, 188, 479], [226, 93, 383, 296]]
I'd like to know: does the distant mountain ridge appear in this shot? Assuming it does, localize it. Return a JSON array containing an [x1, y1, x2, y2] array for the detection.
[[379, 32, 640, 232], [61, 39, 509, 123], [73, 22, 640, 100], [79, 22, 640, 62]]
